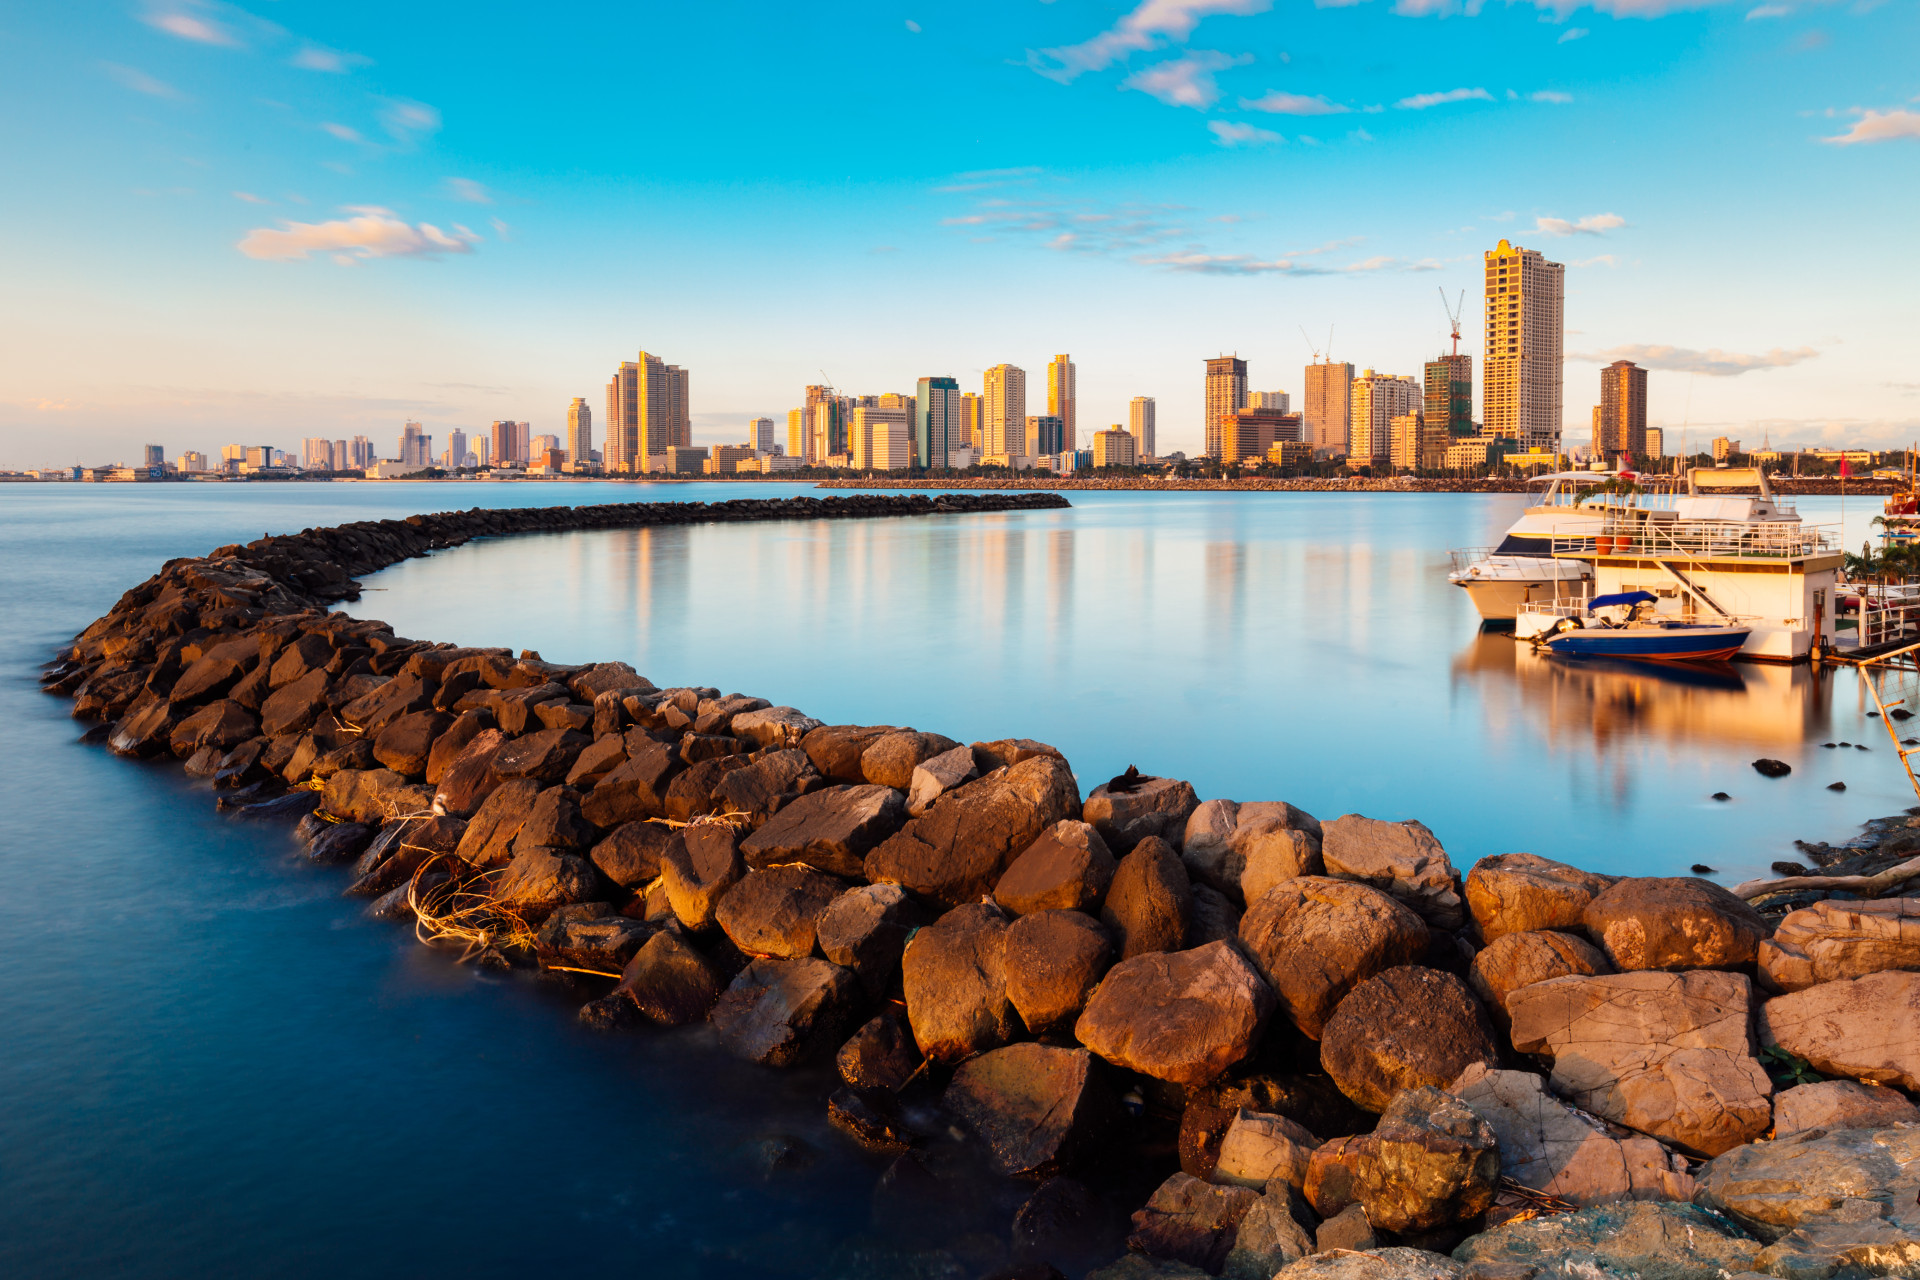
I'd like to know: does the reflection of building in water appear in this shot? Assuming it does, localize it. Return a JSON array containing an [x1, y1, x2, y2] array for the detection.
[[1205, 541, 1248, 649]]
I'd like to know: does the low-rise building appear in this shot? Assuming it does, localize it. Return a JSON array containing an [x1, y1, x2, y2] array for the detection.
[[666, 445, 710, 474], [1441, 436, 1514, 470], [1266, 441, 1313, 467], [1092, 426, 1136, 468], [703, 444, 758, 474]]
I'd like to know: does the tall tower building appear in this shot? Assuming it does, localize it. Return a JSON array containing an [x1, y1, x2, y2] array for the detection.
[[1423, 355, 1473, 437], [1026, 415, 1065, 459], [447, 428, 468, 469], [143, 444, 165, 468], [1348, 370, 1421, 465], [805, 384, 847, 459], [567, 398, 592, 468], [399, 422, 429, 468], [1129, 396, 1156, 460], [959, 392, 983, 450], [983, 364, 1027, 459], [1595, 359, 1648, 460], [1303, 361, 1354, 456], [1205, 357, 1248, 460], [1483, 239, 1565, 452], [748, 417, 775, 453], [916, 377, 961, 469], [1047, 355, 1077, 446], [605, 352, 683, 472], [665, 363, 691, 448], [1248, 391, 1290, 413]]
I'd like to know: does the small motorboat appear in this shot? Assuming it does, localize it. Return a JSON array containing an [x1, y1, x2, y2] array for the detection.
[[1533, 591, 1752, 663]]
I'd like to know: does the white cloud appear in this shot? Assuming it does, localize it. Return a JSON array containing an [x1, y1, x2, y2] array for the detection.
[[1124, 51, 1250, 109], [291, 45, 369, 73], [379, 99, 442, 143], [1568, 343, 1819, 376], [1396, 87, 1493, 109], [934, 166, 1044, 193], [1573, 254, 1619, 267], [1534, 211, 1626, 235], [1137, 250, 1436, 275], [231, 191, 270, 204], [141, 3, 242, 47], [1745, 4, 1791, 16], [321, 122, 364, 143], [1558, 27, 1590, 41], [102, 62, 184, 99], [445, 177, 492, 203], [238, 207, 480, 263], [1824, 109, 1920, 145], [1028, 0, 1272, 83], [1210, 120, 1283, 145], [905, 20, 922, 33], [1531, 90, 1574, 103], [1239, 90, 1349, 115]]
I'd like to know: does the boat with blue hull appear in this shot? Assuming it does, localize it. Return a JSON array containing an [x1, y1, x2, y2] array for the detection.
[[1532, 591, 1753, 663]]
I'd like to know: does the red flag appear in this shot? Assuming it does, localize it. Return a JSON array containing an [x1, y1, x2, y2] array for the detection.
[[1840, 459, 1852, 478]]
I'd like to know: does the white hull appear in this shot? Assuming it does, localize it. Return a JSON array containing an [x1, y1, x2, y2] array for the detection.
[[1455, 575, 1588, 621]]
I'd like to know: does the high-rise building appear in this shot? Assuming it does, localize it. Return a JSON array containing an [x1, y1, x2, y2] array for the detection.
[[1303, 361, 1354, 456], [476, 436, 492, 467], [1047, 355, 1077, 447], [1129, 396, 1156, 459], [447, 429, 468, 470], [178, 451, 208, 473], [1219, 409, 1300, 466], [1390, 413, 1449, 471], [349, 436, 374, 468], [531, 433, 560, 459], [804, 384, 848, 460], [1204, 356, 1248, 460], [1713, 436, 1740, 462], [959, 392, 983, 450], [915, 377, 961, 469], [1093, 426, 1136, 468], [398, 422, 431, 468], [665, 363, 690, 449], [1026, 415, 1065, 459], [1423, 354, 1473, 437], [748, 417, 775, 453], [870, 413, 914, 471], [849, 405, 910, 470], [567, 398, 592, 468], [302, 438, 332, 470], [1248, 391, 1290, 414], [1349, 370, 1421, 465], [1645, 427, 1665, 459], [1594, 359, 1648, 460], [490, 420, 529, 467], [1483, 239, 1566, 452], [605, 352, 683, 472], [143, 444, 164, 468], [983, 364, 1027, 459]]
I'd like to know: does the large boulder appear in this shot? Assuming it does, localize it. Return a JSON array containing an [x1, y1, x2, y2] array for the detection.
[[659, 824, 745, 931], [906, 744, 979, 816], [900, 903, 1017, 1062], [425, 710, 495, 785], [1006, 909, 1114, 1039], [729, 706, 825, 751], [713, 864, 846, 959], [1083, 774, 1200, 855], [1127, 1172, 1262, 1275], [432, 727, 508, 817], [1759, 898, 1920, 992], [1468, 929, 1612, 1032], [1319, 966, 1498, 1113], [708, 956, 862, 1067], [1321, 815, 1464, 930], [861, 729, 960, 790], [1179, 1075, 1371, 1180], [1272, 1250, 1461, 1280], [836, 1011, 920, 1090], [1580, 876, 1769, 972], [800, 723, 897, 783], [1759, 969, 1920, 1090], [1449, 1063, 1696, 1206], [587, 820, 675, 889], [535, 906, 654, 970], [489, 847, 603, 920], [709, 748, 821, 822], [737, 783, 905, 877], [563, 733, 627, 789], [613, 930, 725, 1025], [814, 882, 923, 994], [259, 668, 331, 737], [169, 699, 258, 755], [1771, 1079, 1920, 1137], [371, 709, 455, 779], [944, 1043, 1112, 1178], [1304, 1086, 1498, 1232], [1694, 1123, 1920, 1261], [995, 819, 1117, 915], [1464, 852, 1616, 944], [453, 778, 544, 869], [1222, 1186, 1314, 1280], [1074, 940, 1275, 1088], [1210, 1110, 1321, 1192], [1451, 1201, 1759, 1280], [1187, 885, 1242, 948], [866, 755, 1081, 908], [322, 767, 435, 825], [1100, 836, 1193, 958], [1183, 800, 1324, 906], [578, 739, 680, 827], [1238, 877, 1429, 1039], [1507, 970, 1772, 1157], [511, 786, 593, 854]]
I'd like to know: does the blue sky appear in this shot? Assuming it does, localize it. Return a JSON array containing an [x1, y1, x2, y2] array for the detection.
[[2, 0, 1916, 465]]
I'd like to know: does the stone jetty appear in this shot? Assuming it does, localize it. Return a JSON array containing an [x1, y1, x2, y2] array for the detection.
[[41, 494, 1920, 1280]]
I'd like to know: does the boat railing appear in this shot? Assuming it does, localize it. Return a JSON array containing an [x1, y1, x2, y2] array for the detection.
[[1449, 547, 1494, 571], [1550, 516, 1836, 561], [1516, 599, 1762, 626]]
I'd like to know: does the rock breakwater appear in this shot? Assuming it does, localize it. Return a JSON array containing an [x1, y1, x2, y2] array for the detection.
[[41, 495, 1920, 1280]]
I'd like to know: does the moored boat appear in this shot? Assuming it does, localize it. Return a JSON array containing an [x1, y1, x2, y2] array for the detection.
[[1448, 471, 1634, 621], [1530, 591, 1752, 663]]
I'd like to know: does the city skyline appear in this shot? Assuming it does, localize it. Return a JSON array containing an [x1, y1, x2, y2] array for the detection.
[[2, 1, 1916, 467]]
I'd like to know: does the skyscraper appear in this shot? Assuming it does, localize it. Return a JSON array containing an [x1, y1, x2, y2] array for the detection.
[[983, 364, 1027, 459], [1645, 427, 1665, 459], [567, 397, 592, 468], [1304, 361, 1354, 455], [1047, 354, 1076, 447], [605, 352, 682, 472], [850, 405, 910, 470], [1129, 396, 1156, 460], [915, 377, 961, 469], [1423, 354, 1473, 437], [447, 428, 468, 470], [665, 363, 691, 449], [748, 417, 775, 453], [490, 420, 528, 467], [1349, 371, 1421, 465], [1026, 414, 1065, 460], [1205, 356, 1248, 460], [959, 392, 983, 450], [143, 444, 164, 468], [787, 408, 809, 461], [1248, 391, 1290, 413], [1483, 239, 1566, 453], [1594, 359, 1648, 460], [805, 384, 848, 460]]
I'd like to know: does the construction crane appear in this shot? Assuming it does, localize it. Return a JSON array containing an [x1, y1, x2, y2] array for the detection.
[[1299, 325, 1335, 363], [1438, 288, 1465, 357]]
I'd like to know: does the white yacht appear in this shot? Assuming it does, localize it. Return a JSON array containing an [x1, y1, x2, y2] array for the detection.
[[1449, 472, 1624, 621]]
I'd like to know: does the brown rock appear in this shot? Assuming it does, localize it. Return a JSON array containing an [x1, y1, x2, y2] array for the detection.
[[1320, 966, 1498, 1113], [1758, 898, 1920, 993], [1083, 774, 1200, 855], [588, 820, 675, 889], [1760, 969, 1920, 1090], [1467, 929, 1611, 1032], [534, 702, 593, 734], [1178, 1075, 1371, 1179], [945, 1043, 1112, 1178], [730, 706, 825, 750], [1507, 970, 1772, 1157], [996, 819, 1118, 915], [1074, 939, 1275, 1088], [1005, 909, 1114, 1039], [815, 882, 924, 994], [614, 930, 725, 1025], [906, 744, 979, 816], [1322, 815, 1464, 931], [1211, 1110, 1322, 1191], [432, 727, 507, 817], [861, 729, 961, 790], [662, 754, 752, 821], [1127, 1172, 1261, 1274], [168, 653, 249, 705], [371, 709, 454, 779], [453, 777, 544, 869], [1101, 836, 1193, 959], [679, 732, 743, 763], [107, 698, 183, 757], [1182, 800, 1326, 907], [714, 864, 846, 959], [169, 699, 258, 755], [971, 737, 1065, 772], [1187, 885, 1242, 948], [340, 673, 436, 734], [268, 633, 334, 688], [512, 786, 594, 853], [321, 767, 435, 825], [900, 903, 1017, 1062], [489, 847, 603, 920], [259, 668, 331, 737], [1464, 853, 1615, 944], [578, 739, 680, 827], [837, 1011, 920, 1090], [562, 733, 627, 789], [1580, 876, 1768, 972], [535, 907, 654, 970], [491, 726, 590, 785], [659, 823, 745, 931], [709, 956, 863, 1067], [1305, 1086, 1498, 1233], [710, 747, 822, 821], [424, 710, 494, 785], [1769, 1078, 1920, 1137], [738, 783, 906, 877], [802, 723, 898, 782], [1238, 876, 1430, 1039], [866, 755, 1082, 908]]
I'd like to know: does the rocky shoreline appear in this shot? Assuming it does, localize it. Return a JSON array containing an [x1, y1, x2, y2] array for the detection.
[[813, 476, 1905, 496], [40, 494, 1920, 1280]]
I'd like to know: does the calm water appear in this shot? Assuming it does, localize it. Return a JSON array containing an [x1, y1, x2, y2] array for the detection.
[[1, 481, 1912, 1279]]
